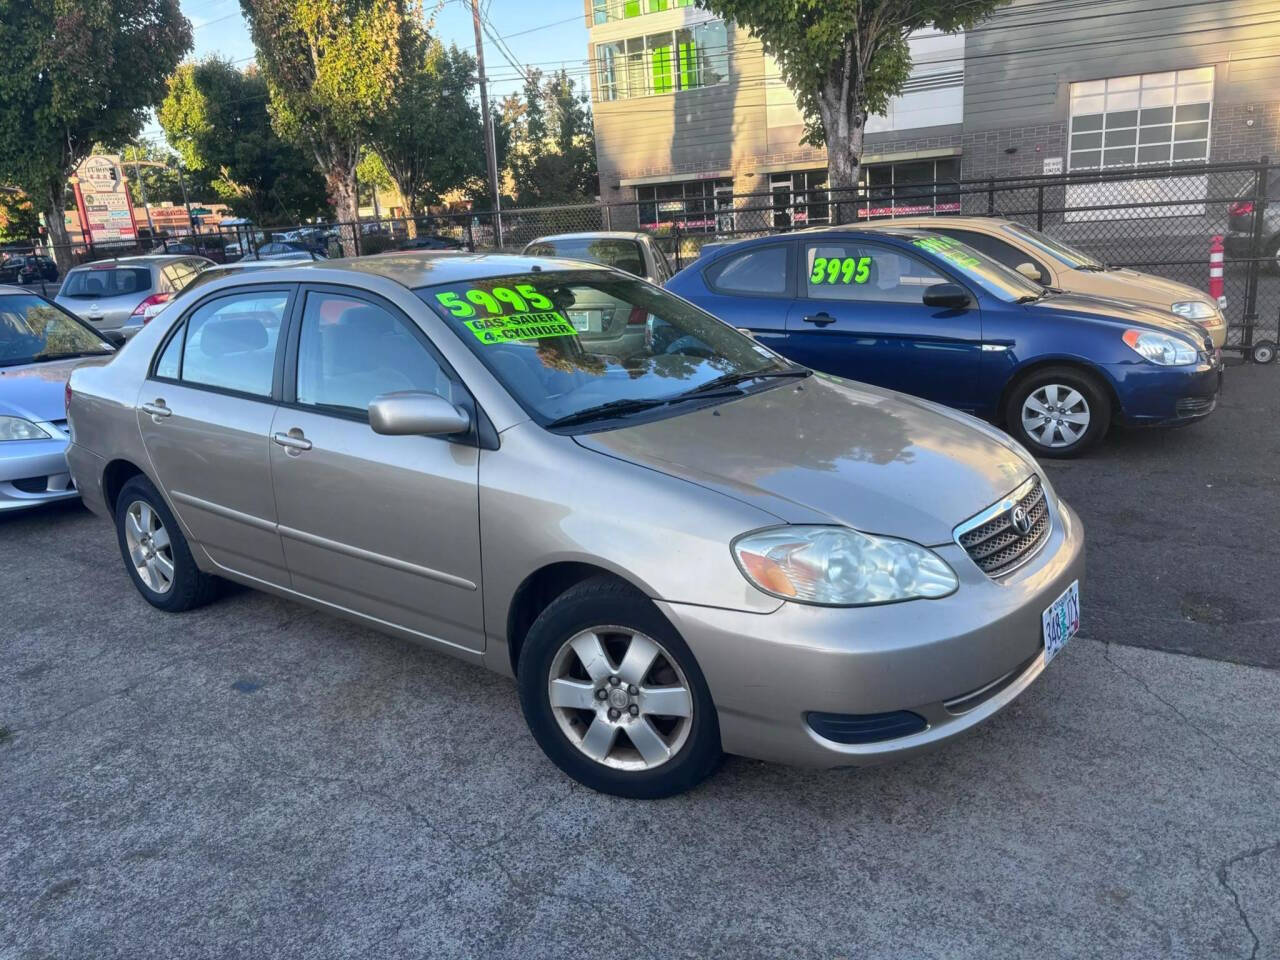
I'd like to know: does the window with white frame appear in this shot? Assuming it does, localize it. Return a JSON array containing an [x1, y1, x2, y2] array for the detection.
[[593, 0, 694, 26], [1069, 68, 1214, 171], [595, 20, 728, 100]]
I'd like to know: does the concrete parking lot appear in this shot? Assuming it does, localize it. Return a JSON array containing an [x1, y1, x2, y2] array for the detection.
[[2, 366, 1277, 960]]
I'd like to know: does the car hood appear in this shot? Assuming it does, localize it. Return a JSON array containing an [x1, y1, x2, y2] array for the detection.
[[575, 375, 1037, 546], [1031, 290, 1210, 345], [1066, 266, 1212, 310], [0, 355, 112, 423]]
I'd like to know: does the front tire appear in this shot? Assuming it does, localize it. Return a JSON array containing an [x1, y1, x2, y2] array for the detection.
[[114, 475, 218, 612], [1004, 366, 1111, 459], [517, 577, 721, 798]]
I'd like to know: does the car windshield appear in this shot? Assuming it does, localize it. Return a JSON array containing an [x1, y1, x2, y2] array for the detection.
[[525, 238, 647, 277], [1002, 222, 1106, 270], [418, 270, 801, 427], [906, 234, 1046, 302], [61, 266, 152, 299], [0, 294, 113, 366]]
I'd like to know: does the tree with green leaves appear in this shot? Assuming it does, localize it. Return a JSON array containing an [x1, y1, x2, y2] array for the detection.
[[696, 0, 1009, 222], [364, 29, 486, 233], [239, 0, 411, 236], [0, 0, 192, 268], [159, 58, 328, 225], [505, 69, 598, 207], [0, 190, 41, 245]]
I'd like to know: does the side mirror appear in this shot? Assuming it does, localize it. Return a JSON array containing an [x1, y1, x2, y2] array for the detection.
[[736, 327, 758, 341], [368, 391, 470, 437], [922, 283, 973, 310], [103, 330, 127, 348], [1015, 262, 1043, 281]]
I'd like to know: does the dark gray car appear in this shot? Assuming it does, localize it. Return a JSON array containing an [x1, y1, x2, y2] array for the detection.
[[55, 255, 212, 333]]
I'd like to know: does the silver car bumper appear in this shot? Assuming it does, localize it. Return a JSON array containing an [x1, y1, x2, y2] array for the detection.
[[659, 498, 1085, 767], [0, 432, 78, 512]]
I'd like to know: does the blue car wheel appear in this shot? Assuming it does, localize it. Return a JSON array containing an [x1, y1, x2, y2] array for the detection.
[[1004, 366, 1111, 459]]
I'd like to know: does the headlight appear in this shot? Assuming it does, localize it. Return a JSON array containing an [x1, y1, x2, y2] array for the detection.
[[1170, 301, 1220, 323], [732, 526, 958, 606], [1122, 329, 1198, 366], [0, 416, 53, 441]]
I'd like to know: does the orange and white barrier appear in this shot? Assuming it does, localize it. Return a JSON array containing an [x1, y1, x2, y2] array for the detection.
[[1209, 235, 1226, 308]]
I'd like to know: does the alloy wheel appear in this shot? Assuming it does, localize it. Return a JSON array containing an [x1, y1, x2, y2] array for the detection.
[[124, 499, 175, 594], [1021, 384, 1091, 449], [547, 626, 694, 771]]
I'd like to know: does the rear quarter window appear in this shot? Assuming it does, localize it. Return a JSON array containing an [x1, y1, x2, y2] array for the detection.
[[705, 245, 790, 296]]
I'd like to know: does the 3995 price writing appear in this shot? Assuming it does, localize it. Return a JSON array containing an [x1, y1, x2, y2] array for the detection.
[[810, 256, 872, 285]]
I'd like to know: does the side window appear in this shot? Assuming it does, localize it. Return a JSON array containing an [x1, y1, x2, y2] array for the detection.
[[154, 325, 183, 379], [180, 292, 288, 397], [803, 241, 945, 304], [706, 244, 790, 295], [934, 229, 1049, 284], [295, 291, 457, 417]]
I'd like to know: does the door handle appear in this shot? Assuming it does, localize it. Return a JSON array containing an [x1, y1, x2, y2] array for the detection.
[[140, 399, 171, 419], [272, 430, 312, 452], [802, 312, 835, 326]]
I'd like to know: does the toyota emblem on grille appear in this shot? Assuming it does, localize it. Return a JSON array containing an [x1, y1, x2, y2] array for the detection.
[[1010, 505, 1032, 535]]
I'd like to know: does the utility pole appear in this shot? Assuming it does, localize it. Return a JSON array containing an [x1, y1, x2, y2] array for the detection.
[[470, 0, 504, 248], [175, 161, 195, 237], [130, 150, 156, 241]]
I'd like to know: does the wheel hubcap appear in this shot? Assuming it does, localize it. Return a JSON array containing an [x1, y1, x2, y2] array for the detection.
[[548, 626, 694, 771], [124, 500, 175, 594], [1022, 384, 1090, 448]]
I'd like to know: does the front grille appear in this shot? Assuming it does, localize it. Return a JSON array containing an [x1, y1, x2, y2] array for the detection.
[[956, 477, 1051, 578], [1176, 396, 1215, 417]]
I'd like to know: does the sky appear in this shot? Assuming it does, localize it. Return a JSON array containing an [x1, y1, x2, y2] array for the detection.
[[141, 0, 593, 145]]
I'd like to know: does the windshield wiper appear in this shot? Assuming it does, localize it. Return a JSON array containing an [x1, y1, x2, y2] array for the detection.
[[679, 367, 811, 398], [544, 396, 674, 429], [1015, 290, 1048, 304]]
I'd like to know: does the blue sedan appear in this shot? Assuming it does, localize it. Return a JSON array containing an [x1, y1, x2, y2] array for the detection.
[[665, 227, 1222, 457]]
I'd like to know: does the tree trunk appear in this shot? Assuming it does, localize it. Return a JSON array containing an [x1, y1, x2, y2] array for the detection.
[[402, 192, 421, 239], [324, 159, 359, 256], [826, 111, 866, 226], [44, 178, 75, 273]]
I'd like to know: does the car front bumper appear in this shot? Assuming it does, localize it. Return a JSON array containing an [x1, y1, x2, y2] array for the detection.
[[0, 431, 78, 512], [1107, 358, 1222, 426], [658, 496, 1085, 768]]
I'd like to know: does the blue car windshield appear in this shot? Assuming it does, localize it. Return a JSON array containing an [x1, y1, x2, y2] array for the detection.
[[907, 234, 1046, 302], [418, 270, 798, 426], [1002, 222, 1105, 270]]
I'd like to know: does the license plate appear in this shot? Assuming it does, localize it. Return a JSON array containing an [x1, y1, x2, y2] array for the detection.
[[1041, 579, 1080, 664], [568, 310, 599, 332]]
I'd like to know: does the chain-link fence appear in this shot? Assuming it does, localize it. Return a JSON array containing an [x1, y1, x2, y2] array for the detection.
[[15, 158, 1276, 348]]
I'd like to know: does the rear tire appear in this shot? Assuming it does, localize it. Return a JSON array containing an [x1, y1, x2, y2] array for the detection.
[[114, 475, 218, 612], [517, 576, 721, 798], [1004, 366, 1111, 459]]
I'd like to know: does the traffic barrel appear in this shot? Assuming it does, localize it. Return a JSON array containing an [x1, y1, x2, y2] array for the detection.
[[1209, 234, 1226, 307]]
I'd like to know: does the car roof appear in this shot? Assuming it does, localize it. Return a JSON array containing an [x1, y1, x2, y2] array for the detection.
[[0, 283, 30, 295], [526, 231, 650, 244], [65, 254, 204, 270], [305, 251, 610, 289]]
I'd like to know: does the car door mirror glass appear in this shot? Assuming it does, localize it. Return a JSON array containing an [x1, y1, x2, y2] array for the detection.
[[369, 391, 470, 437], [922, 283, 973, 309]]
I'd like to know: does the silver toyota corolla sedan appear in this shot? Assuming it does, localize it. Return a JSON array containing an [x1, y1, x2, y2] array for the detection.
[[65, 253, 1084, 797], [1, 286, 116, 511]]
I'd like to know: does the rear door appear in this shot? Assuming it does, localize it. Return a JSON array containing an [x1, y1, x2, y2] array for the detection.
[[785, 238, 984, 411], [692, 241, 794, 354], [267, 285, 485, 653], [138, 285, 293, 586]]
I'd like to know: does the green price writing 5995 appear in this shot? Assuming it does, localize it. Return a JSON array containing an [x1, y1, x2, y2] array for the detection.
[[810, 256, 872, 285], [435, 283, 554, 318]]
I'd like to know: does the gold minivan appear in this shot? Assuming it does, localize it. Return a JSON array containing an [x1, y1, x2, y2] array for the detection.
[[870, 216, 1227, 348]]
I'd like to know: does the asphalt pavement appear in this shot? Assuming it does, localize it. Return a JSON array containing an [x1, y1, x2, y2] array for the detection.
[[1, 365, 1277, 959]]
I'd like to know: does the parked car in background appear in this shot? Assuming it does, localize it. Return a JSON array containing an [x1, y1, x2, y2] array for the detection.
[[0, 254, 59, 286], [0, 286, 116, 511], [65, 253, 1084, 797], [865, 216, 1227, 348], [1224, 171, 1279, 274], [666, 228, 1222, 457], [398, 235, 464, 251], [524, 232, 675, 284], [55, 255, 213, 336], [239, 242, 328, 261]]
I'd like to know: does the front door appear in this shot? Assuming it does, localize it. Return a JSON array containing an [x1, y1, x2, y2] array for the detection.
[[784, 238, 983, 411], [137, 286, 293, 585], [268, 286, 485, 653]]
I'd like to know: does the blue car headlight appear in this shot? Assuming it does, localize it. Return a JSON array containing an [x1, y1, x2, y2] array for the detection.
[[1122, 329, 1198, 366]]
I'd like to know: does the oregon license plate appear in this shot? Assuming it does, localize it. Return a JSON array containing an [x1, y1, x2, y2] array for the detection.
[[568, 310, 600, 332], [1041, 580, 1080, 664]]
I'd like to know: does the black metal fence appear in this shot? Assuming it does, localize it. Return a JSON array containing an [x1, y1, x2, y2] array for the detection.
[[16, 158, 1277, 348]]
